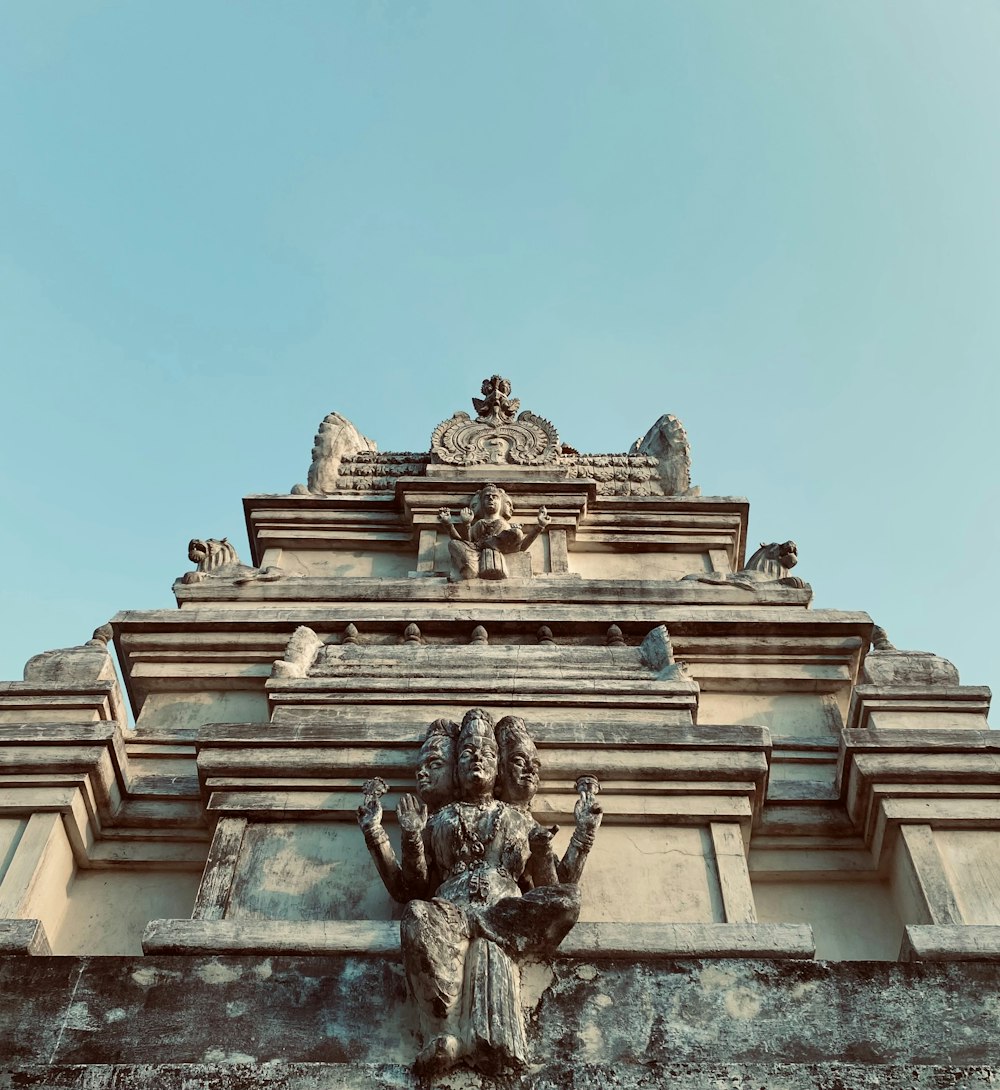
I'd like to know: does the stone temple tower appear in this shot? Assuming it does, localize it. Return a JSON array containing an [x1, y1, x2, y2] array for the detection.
[[1, 378, 998, 1086]]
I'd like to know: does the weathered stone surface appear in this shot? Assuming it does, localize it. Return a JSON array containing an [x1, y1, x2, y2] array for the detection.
[[0, 918, 51, 955], [3, 1063, 998, 1089], [297, 410, 377, 495], [1, 956, 999, 1070], [140, 920, 814, 959], [630, 412, 694, 495], [22, 627, 115, 687], [862, 634, 962, 687]]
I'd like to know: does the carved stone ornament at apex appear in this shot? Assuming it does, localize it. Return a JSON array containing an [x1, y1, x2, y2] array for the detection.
[[293, 375, 699, 495], [357, 709, 601, 1077], [431, 375, 562, 466], [437, 482, 551, 581]]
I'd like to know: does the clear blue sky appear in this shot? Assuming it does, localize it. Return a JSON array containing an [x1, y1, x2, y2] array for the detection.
[[1, 3, 997, 708]]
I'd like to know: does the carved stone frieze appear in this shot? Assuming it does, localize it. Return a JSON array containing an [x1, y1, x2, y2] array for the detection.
[[295, 381, 697, 494]]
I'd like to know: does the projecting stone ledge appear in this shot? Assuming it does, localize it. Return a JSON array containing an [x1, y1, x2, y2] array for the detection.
[[2, 1063, 997, 1089], [2, 955, 999, 1083], [140, 919, 814, 959]]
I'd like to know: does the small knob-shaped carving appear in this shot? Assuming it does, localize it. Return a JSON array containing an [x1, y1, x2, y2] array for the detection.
[[403, 623, 422, 644], [90, 623, 114, 647], [537, 625, 555, 644], [342, 623, 360, 645], [606, 624, 625, 647], [470, 625, 488, 644]]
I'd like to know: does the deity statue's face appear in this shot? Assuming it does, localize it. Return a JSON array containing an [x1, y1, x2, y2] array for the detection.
[[479, 488, 503, 518], [500, 736, 540, 805], [456, 720, 498, 799], [415, 736, 454, 809]]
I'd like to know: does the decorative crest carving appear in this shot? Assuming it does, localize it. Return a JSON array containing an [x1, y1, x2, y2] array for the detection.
[[431, 378, 561, 466], [472, 375, 520, 425]]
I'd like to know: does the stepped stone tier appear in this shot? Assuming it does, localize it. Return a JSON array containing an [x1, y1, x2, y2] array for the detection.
[[1, 377, 998, 1085]]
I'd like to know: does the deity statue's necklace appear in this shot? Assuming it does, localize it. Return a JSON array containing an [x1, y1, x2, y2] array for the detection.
[[456, 797, 503, 860]]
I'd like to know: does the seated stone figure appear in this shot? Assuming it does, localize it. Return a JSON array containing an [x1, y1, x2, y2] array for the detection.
[[437, 484, 550, 581], [359, 708, 597, 1076]]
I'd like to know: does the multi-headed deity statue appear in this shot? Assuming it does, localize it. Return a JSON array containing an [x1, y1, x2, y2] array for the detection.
[[357, 708, 602, 1076], [437, 484, 550, 581]]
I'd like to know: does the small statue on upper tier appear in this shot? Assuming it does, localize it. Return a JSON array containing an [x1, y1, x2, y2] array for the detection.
[[438, 484, 550, 581]]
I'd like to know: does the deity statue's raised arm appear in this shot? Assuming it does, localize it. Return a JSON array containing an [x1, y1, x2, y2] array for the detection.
[[357, 719, 458, 903], [357, 777, 411, 903], [557, 775, 603, 884]]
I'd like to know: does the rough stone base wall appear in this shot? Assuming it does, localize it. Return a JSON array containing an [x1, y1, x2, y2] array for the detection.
[[2, 956, 999, 1087]]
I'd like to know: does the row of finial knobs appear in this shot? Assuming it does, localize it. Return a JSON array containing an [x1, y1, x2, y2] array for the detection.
[[338, 622, 628, 646]]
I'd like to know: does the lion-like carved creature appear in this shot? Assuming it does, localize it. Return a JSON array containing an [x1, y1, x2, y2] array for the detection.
[[685, 540, 808, 592], [179, 538, 294, 586]]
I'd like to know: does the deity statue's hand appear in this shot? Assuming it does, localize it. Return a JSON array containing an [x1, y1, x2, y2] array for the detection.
[[536, 505, 551, 529], [357, 793, 383, 834], [529, 823, 560, 854], [574, 794, 603, 837], [459, 507, 475, 524], [397, 793, 428, 835], [437, 507, 452, 526]]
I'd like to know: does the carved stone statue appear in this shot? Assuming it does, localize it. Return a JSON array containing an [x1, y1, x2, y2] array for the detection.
[[437, 484, 550, 581], [686, 540, 809, 591], [358, 709, 600, 1076], [271, 626, 324, 679], [292, 410, 378, 495], [629, 413, 695, 495], [22, 624, 117, 686], [179, 538, 295, 586]]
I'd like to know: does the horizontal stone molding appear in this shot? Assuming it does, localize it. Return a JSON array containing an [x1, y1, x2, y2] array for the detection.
[[142, 918, 813, 959], [847, 684, 992, 731], [902, 925, 1000, 962]]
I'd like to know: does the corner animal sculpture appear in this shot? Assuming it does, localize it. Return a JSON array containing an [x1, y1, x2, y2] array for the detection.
[[686, 540, 808, 591], [179, 538, 291, 586], [437, 484, 550, 581], [357, 710, 602, 1076]]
